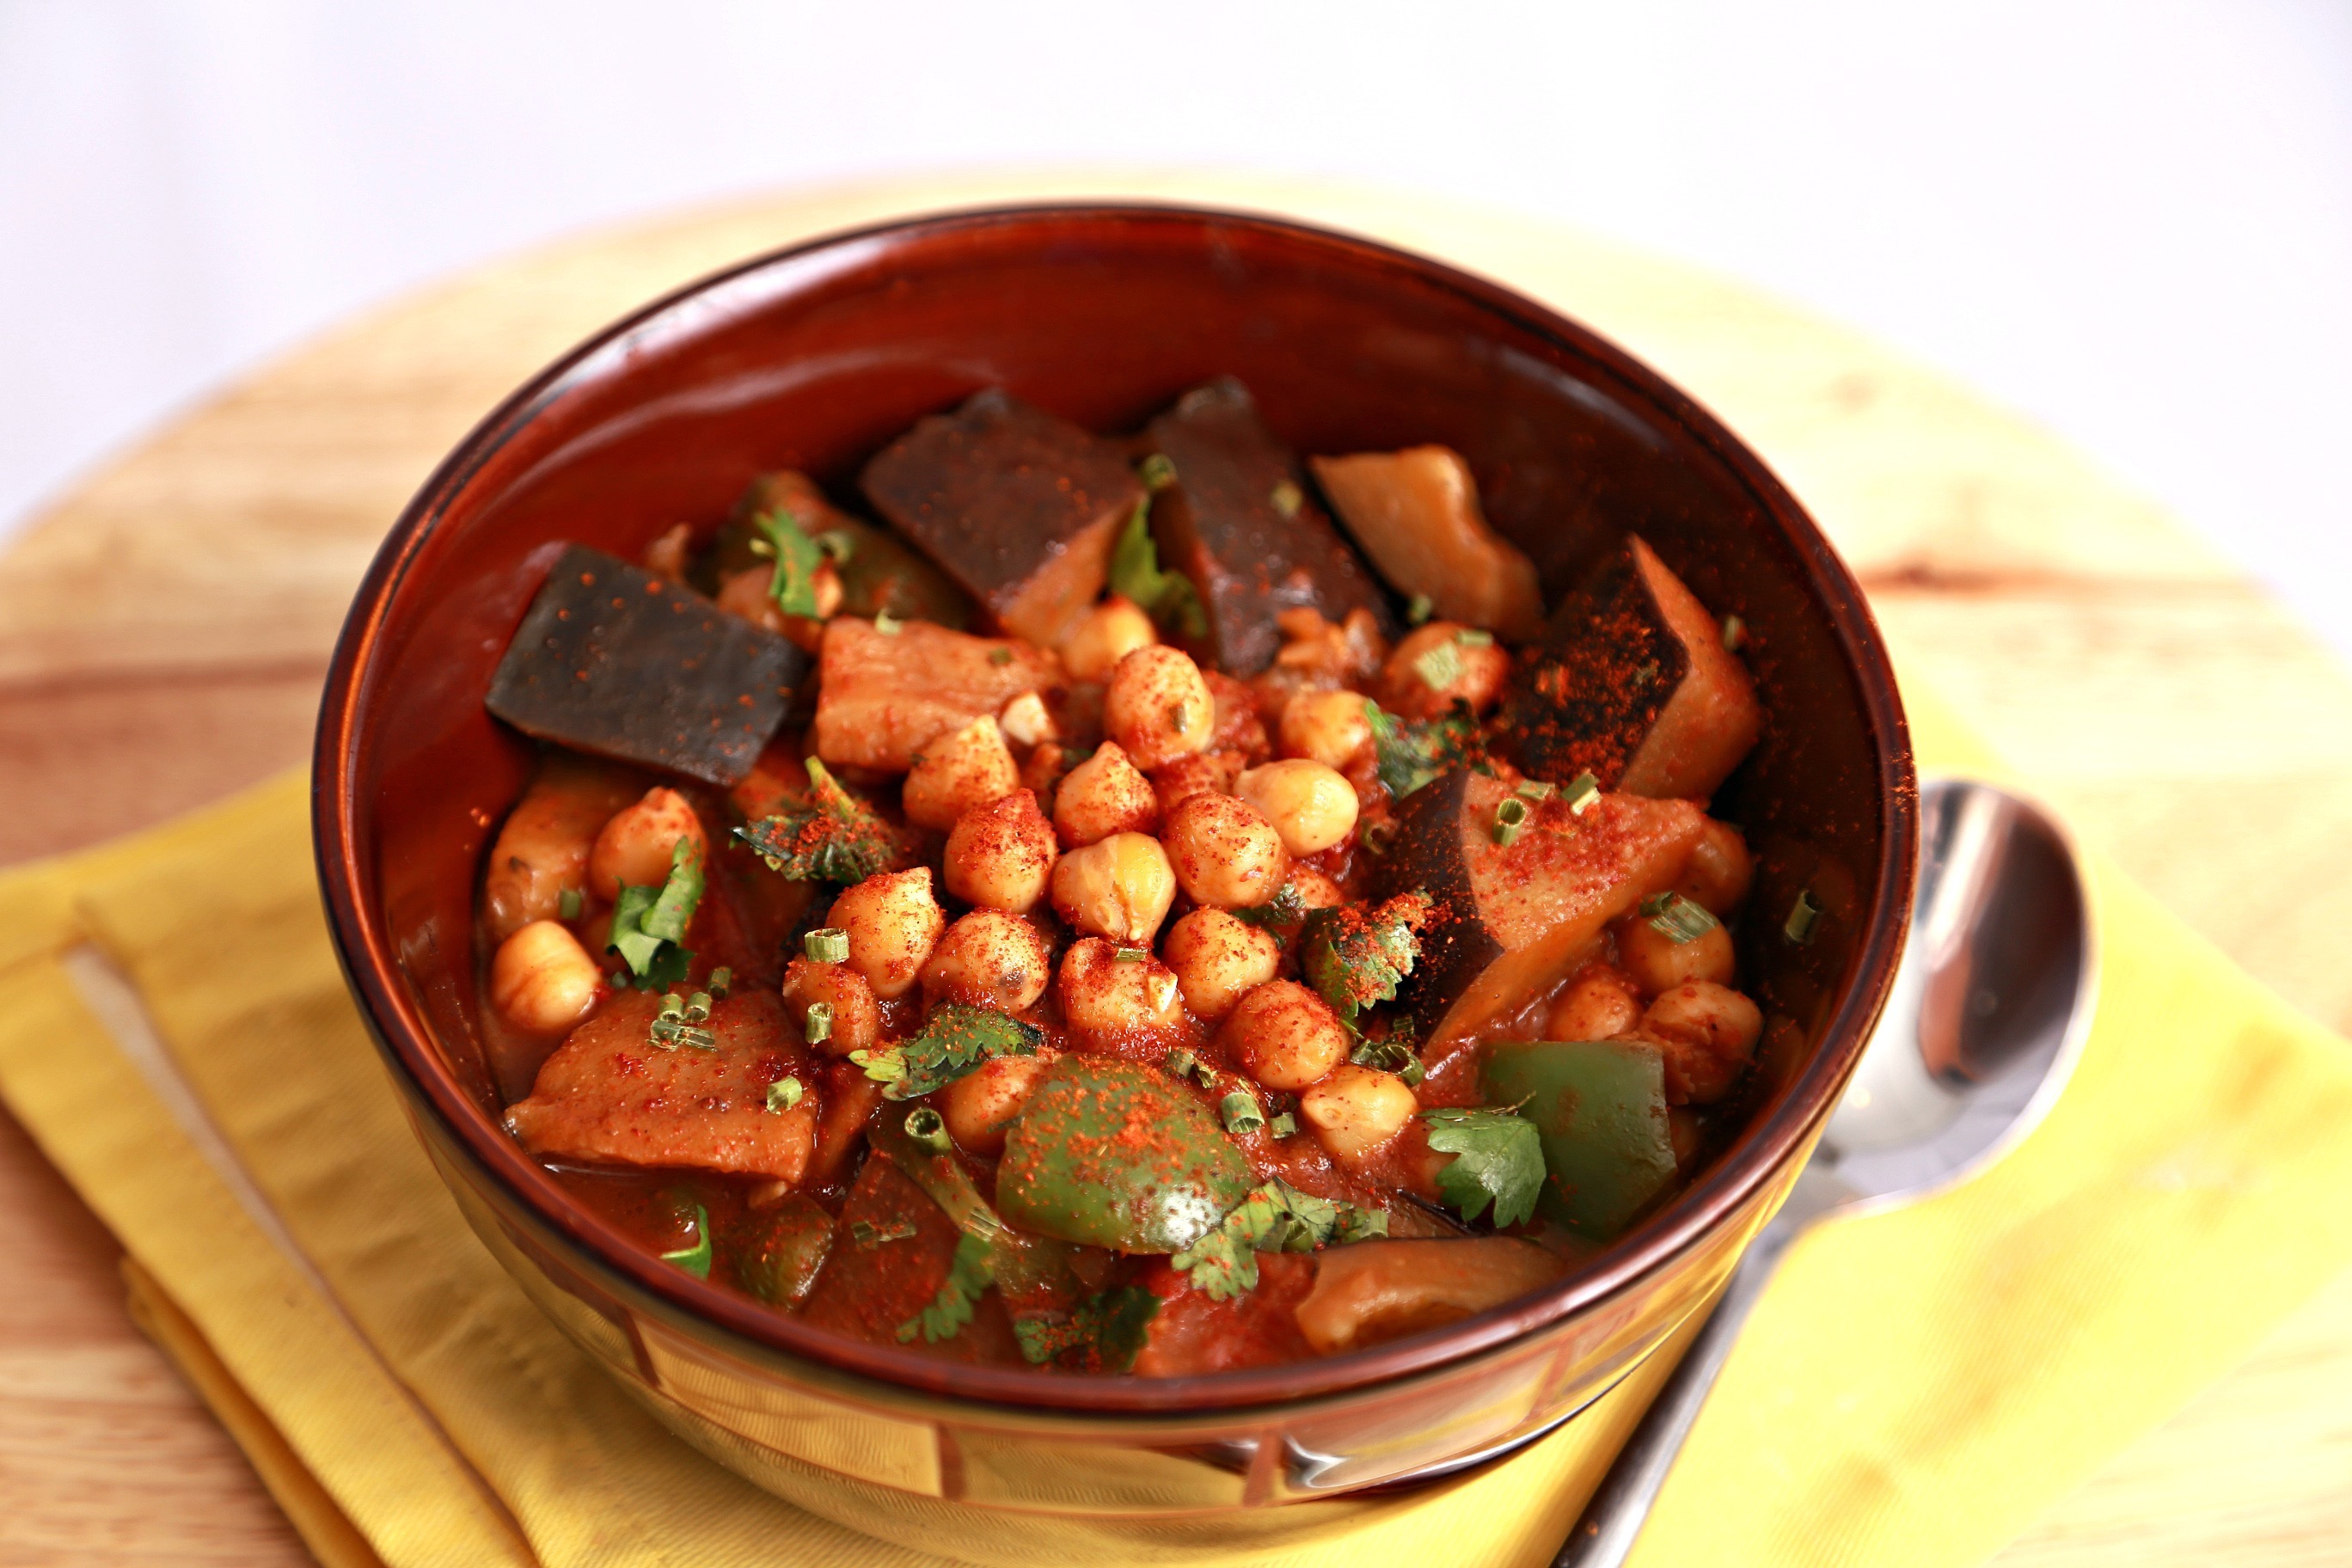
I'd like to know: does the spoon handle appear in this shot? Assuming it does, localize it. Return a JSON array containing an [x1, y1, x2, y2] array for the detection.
[[1552, 1220, 1797, 1567]]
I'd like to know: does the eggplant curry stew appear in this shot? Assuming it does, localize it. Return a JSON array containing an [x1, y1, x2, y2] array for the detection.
[[475, 378, 1800, 1375]]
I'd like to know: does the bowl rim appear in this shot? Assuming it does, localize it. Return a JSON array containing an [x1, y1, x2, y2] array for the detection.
[[313, 199, 1916, 1418]]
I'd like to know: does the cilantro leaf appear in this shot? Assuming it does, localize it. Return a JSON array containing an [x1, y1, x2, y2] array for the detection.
[[1363, 700, 1479, 801], [753, 505, 830, 619], [850, 1003, 1042, 1101], [1013, 1284, 1162, 1371], [1108, 499, 1208, 639], [1423, 1106, 1546, 1228], [1228, 879, 1308, 931], [1302, 892, 1432, 1022], [897, 1230, 995, 1344], [734, 757, 910, 883], [1170, 1179, 1390, 1302], [606, 837, 703, 989]]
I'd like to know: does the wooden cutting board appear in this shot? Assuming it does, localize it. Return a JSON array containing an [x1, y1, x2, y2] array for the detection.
[[4, 172, 2349, 1566]]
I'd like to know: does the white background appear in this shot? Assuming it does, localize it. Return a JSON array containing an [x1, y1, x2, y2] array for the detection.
[[5, 1, 2349, 658]]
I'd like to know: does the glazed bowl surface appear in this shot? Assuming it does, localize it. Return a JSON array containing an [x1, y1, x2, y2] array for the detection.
[[312, 203, 1914, 1556]]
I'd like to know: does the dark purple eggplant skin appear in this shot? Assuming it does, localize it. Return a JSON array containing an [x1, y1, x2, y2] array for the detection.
[[859, 389, 1142, 644], [1493, 538, 1689, 788], [1370, 768, 1500, 1037], [1145, 378, 1397, 674], [483, 543, 807, 786]]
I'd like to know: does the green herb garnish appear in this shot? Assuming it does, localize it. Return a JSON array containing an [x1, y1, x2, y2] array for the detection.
[[607, 838, 704, 989], [735, 759, 907, 884], [849, 1217, 917, 1248], [1013, 1284, 1161, 1371], [1363, 700, 1477, 802], [765, 1077, 803, 1112], [1455, 628, 1494, 647], [1270, 479, 1304, 518], [874, 609, 903, 634], [1721, 615, 1746, 652], [1492, 796, 1528, 847], [1268, 1112, 1297, 1139], [898, 1231, 995, 1344], [850, 1003, 1042, 1101], [1302, 892, 1431, 1023], [988, 645, 1014, 666], [1563, 772, 1602, 815], [1171, 1179, 1390, 1302], [1413, 640, 1464, 692], [557, 887, 583, 921], [658, 1204, 714, 1277], [1229, 879, 1308, 930], [1350, 1036, 1426, 1087], [707, 965, 732, 998], [805, 927, 850, 964], [1136, 452, 1178, 492], [904, 1106, 952, 1155], [1785, 888, 1822, 946], [1423, 1106, 1545, 1228], [1220, 1091, 1265, 1136], [1107, 499, 1208, 639], [1515, 779, 1557, 803], [803, 1001, 834, 1045], [648, 989, 717, 1050], [1640, 891, 1720, 944], [1406, 593, 1434, 626], [752, 505, 829, 619]]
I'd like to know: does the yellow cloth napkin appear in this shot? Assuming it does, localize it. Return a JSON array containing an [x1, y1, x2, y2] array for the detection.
[[2, 686, 2349, 1568]]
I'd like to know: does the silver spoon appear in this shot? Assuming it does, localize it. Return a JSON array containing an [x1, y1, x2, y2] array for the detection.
[[1556, 777, 2097, 1567]]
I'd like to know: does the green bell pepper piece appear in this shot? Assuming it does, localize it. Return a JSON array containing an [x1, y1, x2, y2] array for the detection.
[[995, 1057, 1253, 1253], [1483, 1040, 1678, 1240]]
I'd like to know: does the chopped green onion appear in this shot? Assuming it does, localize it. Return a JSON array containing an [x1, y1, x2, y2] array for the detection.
[[1220, 1092, 1265, 1136], [1563, 772, 1602, 815], [1640, 891, 1721, 944], [1162, 1048, 1214, 1089], [1455, 628, 1494, 647], [1360, 819, 1396, 857], [1785, 888, 1822, 946], [558, 887, 583, 920], [685, 990, 713, 1024], [849, 1217, 916, 1248], [1137, 452, 1178, 491], [1350, 1037, 1427, 1087], [1270, 479, 1304, 518], [765, 1077, 803, 1112], [707, 965, 732, 999], [805, 928, 850, 964], [904, 1106, 952, 1155], [659, 992, 685, 1020], [989, 646, 1014, 666], [804, 1001, 834, 1045], [1491, 796, 1529, 846], [1413, 640, 1464, 691], [1722, 615, 1747, 652], [874, 609, 902, 635], [1267, 1112, 1297, 1139], [1406, 593, 1434, 626], [1516, 779, 1557, 802], [1113, 946, 1148, 964]]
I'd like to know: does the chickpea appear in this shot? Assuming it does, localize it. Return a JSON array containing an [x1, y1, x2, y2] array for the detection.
[[1060, 595, 1159, 683], [1050, 831, 1177, 945], [1376, 622, 1510, 720], [1641, 982, 1764, 1105], [921, 910, 1052, 1013], [587, 787, 708, 901], [1546, 965, 1643, 1042], [1222, 979, 1351, 1092], [1674, 818, 1755, 916], [1162, 791, 1289, 910], [1234, 759, 1359, 855], [1278, 688, 1374, 769], [1059, 937, 1188, 1044], [1617, 909, 1736, 995], [939, 1052, 1055, 1155], [1103, 645, 1215, 770], [1151, 750, 1243, 815], [902, 717, 1019, 831], [1204, 669, 1271, 759], [1285, 864, 1348, 915], [779, 956, 879, 1057], [489, 920, 601, 1033], [1300, 1063, 1418, 1164], [1051, 742, 1159, 848], [1161, 909, 1282, 1023], [944, 789, 1057, 914], [828, 867, 944, 1000], [999, 689, 1060, 749]]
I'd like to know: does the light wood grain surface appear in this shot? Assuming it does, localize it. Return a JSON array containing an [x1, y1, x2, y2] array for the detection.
[[3, 172, 2349, 1566]]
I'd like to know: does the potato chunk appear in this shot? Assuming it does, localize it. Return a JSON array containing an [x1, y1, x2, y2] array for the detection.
[[812, 616, 1058, 773], [1310, 446, 1544, 641]]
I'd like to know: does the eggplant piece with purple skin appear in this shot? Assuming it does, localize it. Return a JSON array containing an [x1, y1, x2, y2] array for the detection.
[[1144, 378, 1397, 675], [1494, 535, 1761, 802], [860, 389, 1142, 649], [484, 544, 808, 787]]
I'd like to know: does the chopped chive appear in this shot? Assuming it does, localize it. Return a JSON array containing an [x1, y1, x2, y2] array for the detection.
[[1137, 452, 1178, 491], [1113, 946, 1148, 964], [1221, 1092, 1265, 1136], [1270, 479, 1304, 518], [850, 1217, 916, 1248], [1360, 819, 1396, 857], [1563, 772, 1602, 815], [804, 1001, 835, 1044], [1268, 1112, 1297, 1139], [874, 609, 902, 635], [1785, 888, 1822, 946], [1350, 1037, 1427, 1086], [1722, 615, 1747, 652], [1516, 779, 1557, 802], [1406, 593, 1434, 626], [685, 990, 713, 1024], [805, 928, 850, 964], [989, 646, 1014, 666], [765, 1076, 803, 1112], [1640, 891, 1721, 944], [1413, 640, 1463, 691], [707, 965, 732, 999], [1492, 796, 1529, 846], [1455, 628, 1494, 647], [904, 1106, 952, 1155], [558, 887, 583, 921], [659, 992, 685, 1020]]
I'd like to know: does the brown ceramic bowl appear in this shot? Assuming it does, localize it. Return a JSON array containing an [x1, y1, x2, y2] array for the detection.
[[313, 204, 1913, 1560]]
